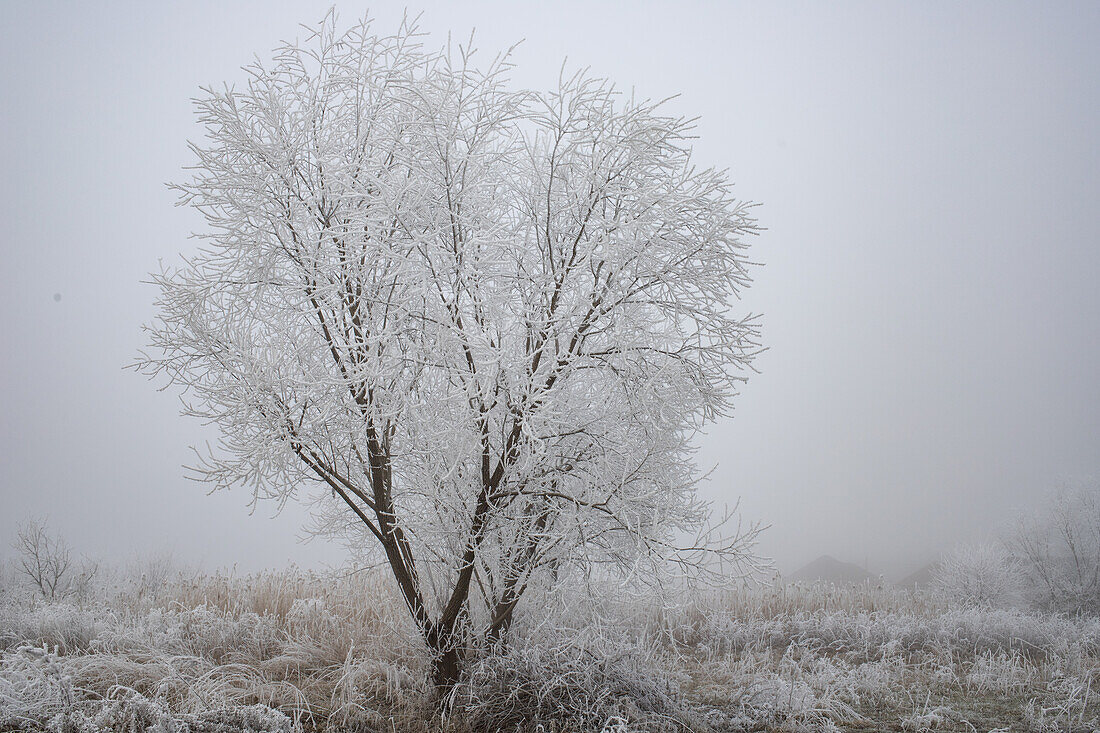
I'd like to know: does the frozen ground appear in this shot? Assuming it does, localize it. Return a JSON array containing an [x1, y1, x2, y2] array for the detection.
[[1, 569, 1098, 732]]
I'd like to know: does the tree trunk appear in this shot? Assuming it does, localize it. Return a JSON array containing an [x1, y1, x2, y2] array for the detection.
[[427, 622, 463, 696], [430, 645, 462, 693]]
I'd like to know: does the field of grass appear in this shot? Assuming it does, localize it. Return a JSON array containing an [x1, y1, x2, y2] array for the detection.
[[2, 568, 1098, 732]]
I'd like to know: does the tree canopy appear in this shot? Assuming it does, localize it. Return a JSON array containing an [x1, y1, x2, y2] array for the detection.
[[141, 13, 763, 688]]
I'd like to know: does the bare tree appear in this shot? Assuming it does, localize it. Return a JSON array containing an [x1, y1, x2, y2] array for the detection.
[[1010, 484, 1100, 615], [13, 519, 73, 600], [140, 13, 763, 690]]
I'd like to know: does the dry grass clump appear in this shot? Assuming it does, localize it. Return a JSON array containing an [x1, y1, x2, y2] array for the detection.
[[0, 606, 106, 657], [450, 620, 690, 732], [0, 644, 297, 732]]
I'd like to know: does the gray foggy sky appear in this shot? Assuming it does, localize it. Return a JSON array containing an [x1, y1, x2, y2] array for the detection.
[[1, 1, 1098, 578]]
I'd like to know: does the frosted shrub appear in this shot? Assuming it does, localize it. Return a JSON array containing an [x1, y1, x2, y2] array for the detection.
[[1012, 484, 1100, 616], [931, 543, 1023, 609], [450, 623, 688, 732]]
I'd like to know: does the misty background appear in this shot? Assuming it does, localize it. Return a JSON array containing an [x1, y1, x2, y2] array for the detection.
[[1, 1, 1097, 580]]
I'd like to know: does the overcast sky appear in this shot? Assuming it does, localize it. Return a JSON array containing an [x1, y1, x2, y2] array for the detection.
[[1, 1, 1097, 579]]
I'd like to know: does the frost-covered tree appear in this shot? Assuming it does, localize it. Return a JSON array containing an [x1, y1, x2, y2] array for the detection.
[[140, 14, 763, 689], [1010, 484, 1100, 615]]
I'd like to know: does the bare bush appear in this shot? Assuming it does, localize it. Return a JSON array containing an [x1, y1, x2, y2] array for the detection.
[[1011, 484, 1100, 615], [931, 542, 1023, 609], [11, 519, 97, 602]]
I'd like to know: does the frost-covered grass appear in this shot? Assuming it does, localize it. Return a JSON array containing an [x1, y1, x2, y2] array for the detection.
[[0, 568, 435, 732], [2, 569, 1098, 731], [675, 584, 1100, 731]]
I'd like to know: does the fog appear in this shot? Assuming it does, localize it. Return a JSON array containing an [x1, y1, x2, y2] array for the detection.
[[1, 1, 1098, 579]]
